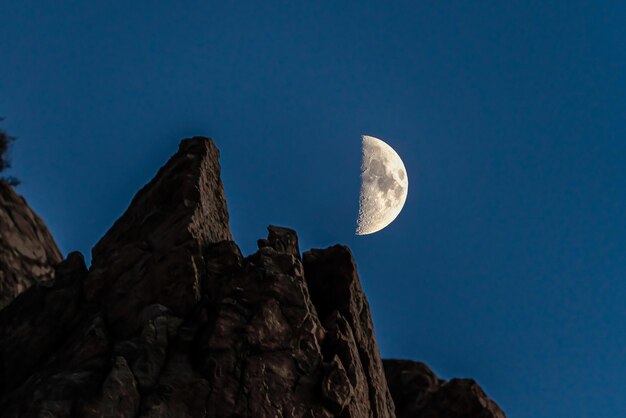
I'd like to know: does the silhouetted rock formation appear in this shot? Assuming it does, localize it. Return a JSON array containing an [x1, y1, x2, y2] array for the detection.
[[383, 360, 506, 418], [84, 138, 232, 338], [0, 181, 62, 308], [0, 137, 505, 417]]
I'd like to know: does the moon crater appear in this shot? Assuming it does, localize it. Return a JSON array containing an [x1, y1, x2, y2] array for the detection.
[[356, 136, 409, 235]]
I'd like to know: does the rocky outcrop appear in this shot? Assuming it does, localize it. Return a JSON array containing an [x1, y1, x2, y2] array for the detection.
[[383, 359, 506, 418], [0, 136, 505, 417], [84, 138, 232, 338], [304, 245, 395, 417], [0, 181, 62, 308], [187, 225, 395, 418]]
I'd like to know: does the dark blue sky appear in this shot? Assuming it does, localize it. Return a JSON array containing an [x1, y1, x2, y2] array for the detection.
[[1, 1, 625, 416]]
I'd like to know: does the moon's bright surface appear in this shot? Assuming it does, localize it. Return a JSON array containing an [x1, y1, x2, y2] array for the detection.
[[356, 135, 409, 235]]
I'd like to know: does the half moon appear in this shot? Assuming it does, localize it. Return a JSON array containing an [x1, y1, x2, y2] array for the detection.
[[356, 135, 409, 235]]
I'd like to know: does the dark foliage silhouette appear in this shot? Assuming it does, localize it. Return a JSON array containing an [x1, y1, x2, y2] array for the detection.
[[0, 119, 19, 186]]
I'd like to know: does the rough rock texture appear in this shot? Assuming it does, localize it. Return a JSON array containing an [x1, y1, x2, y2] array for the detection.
[[304, 245, 395, 417], [0, 136, 505, 417], [383, 360, 506, 418], [0, 181, 62, 308], [84, 138, 232, 338]]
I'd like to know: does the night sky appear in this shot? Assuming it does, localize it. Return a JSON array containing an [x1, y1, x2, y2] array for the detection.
[[1, 2, 625, 417]]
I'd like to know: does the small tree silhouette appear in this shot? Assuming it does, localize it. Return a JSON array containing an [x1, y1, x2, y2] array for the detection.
[[0, 119, 20, 186]]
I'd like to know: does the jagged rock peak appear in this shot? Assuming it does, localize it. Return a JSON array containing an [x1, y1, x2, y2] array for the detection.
[[91, 137, 232, 257], [304, 245, 396, 417], [383, 359, 506, 418], [0, 181, 62, 309], [258, 224, 301, 258], [188, 225, 396, 417], [84, 136, 232, 337]]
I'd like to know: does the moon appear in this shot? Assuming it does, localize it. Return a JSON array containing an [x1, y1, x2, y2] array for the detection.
[[356, 135, 409, 235]]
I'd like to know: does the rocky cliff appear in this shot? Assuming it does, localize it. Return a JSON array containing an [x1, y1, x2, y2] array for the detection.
[[0, 137, 505, 417]]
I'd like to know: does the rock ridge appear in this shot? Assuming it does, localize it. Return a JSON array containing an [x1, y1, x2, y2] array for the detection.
[[0, 136, 505, 418]]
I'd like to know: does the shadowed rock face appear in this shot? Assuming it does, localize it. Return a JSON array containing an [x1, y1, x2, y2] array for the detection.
[[0, 136, 505, 417], [0, 182, 62, 308], [304, 245, 395, 417], [383, 360, 506, 418], [84, 137, 232, 338]]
